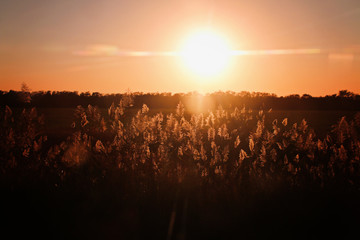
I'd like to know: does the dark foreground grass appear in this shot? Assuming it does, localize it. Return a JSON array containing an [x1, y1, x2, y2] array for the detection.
[[1, 101, 360, 239], [2, 179, 359, 240]]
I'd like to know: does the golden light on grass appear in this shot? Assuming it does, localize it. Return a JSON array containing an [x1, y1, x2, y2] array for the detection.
[[180, 30, 231, 77]]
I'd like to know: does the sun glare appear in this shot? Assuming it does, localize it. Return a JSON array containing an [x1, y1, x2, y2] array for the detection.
[[180, 30, 231, 76]]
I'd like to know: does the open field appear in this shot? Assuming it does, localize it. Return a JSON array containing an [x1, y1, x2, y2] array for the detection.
[[1, 98, 360, 239]]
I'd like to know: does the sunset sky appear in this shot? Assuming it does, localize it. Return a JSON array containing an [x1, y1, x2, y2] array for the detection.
[[1, 0, 360, 96]]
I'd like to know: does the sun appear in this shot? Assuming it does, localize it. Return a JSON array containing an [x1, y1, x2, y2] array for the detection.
[[180, 30, 231, 76]]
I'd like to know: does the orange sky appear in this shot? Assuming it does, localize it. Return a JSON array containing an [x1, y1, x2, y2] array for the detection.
[[1, 0, 360, 96]]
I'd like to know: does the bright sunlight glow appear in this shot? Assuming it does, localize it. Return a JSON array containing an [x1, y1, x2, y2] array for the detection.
[[180, 30, 231, 77]]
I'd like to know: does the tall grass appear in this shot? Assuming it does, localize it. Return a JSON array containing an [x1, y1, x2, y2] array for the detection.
[[1, 94, 360, 196]]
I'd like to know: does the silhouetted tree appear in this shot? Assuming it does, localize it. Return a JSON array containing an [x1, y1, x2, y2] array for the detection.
[[19, 82, 31, 104], [338, 90, 354, 98]]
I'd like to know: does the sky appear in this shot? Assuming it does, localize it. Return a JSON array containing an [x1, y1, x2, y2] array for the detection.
[[1, 0, 360, 96]]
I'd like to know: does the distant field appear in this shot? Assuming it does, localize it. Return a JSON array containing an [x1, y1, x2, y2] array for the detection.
[[267, 110, 357, 138]]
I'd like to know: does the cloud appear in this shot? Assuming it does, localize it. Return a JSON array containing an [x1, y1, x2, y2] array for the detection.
[[73, 44, 120, 56], [73, 44, 177, 57]]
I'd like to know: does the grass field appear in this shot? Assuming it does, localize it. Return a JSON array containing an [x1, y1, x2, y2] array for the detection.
[[2, 103, 360, 239], [36, 107, 358, 140]]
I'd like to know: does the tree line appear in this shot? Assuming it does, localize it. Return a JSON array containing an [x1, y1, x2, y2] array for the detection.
[[1, 89, 360, 111]]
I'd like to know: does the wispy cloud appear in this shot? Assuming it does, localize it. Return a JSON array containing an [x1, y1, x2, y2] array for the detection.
[[73, 44, 120, 56], [231, 48, 322, 56], [73, 42, 360, 59], [73, 44, 177, 57], [74, 44, 326, 58]]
